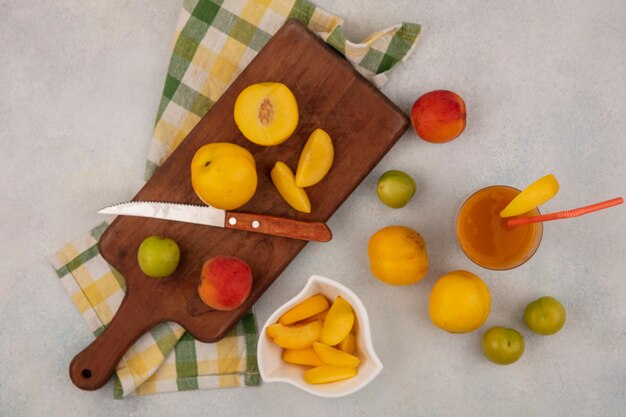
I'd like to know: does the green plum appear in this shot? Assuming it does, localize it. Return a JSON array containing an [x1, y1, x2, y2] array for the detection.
[[482, 327, 524, 365], [137, 235, 180, 278], [524, 296, 566, 335], [376, 170, 416, 208]]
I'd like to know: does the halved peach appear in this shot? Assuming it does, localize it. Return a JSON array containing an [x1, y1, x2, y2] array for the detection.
[[234, 82, 299, 146]]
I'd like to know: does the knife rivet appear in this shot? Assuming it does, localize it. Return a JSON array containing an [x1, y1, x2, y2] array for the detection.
[[228, 217, 237, 225], [252, 220, 260, 229]]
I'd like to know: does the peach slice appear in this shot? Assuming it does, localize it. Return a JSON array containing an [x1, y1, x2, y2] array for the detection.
[[266, 320, 322, 349], [304, 365, 358, 384], [312, 342, 360, 368], [282, 347, 324, 367], [295, 128, 334, 187], [298, 308, 329, 324], [271, 161, 311, 213], [500, 174, 560, 217], [336, 333, 357, 355], [319, 296, 354, 346], [234, 82, 299, 146], [278, 294, 330, 325]]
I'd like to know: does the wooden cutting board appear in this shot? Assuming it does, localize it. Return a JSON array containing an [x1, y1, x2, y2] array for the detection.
[[69, 20, 409, 390]]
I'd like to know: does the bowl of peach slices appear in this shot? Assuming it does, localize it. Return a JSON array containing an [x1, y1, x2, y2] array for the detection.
[[257, 275, 383, 397]]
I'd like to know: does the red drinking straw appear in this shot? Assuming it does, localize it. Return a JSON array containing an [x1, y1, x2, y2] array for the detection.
[[506, 197, 624, 227]]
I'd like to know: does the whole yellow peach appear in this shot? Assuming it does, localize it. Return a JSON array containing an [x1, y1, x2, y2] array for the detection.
[[190, 142, 257, 210], [367, 226, 428, 285], [428, 270, 491, 333]]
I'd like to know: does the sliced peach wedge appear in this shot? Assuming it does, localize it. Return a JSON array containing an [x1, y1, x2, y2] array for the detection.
[[234, 82, 299, 146], [271, 161, 311, 213], [278, 294, 329, 325], [266, 320, 322, 349], [336, 333, 357, 355], [312, 342, 360, 368], [298, 308, 329, 324], [295, 128, 334, 188], [304, 365, 357, 384], [500, 174, 560, 218], [319, 296, 355, 346], [282, 347, 324, 367]]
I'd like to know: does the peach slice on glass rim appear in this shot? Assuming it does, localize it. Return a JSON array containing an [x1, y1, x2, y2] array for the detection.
[[500, 174, 560, 218]]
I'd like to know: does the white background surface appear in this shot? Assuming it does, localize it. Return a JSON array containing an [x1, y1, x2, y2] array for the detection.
[[1, 1, 625, 416]]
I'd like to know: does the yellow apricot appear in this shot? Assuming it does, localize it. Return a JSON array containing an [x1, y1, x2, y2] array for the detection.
[[282, 347, 324, 367], [312, 342, 360, 368], [266, 320, 322, 349], [271, 161, 311, 213], [304, 366, 357, 384], [295, 128, 334, 187], [278, 294, 330, 325], [234, 82, 299, 146], [336, 333, 356, 355], [319, 296, 354, 346]]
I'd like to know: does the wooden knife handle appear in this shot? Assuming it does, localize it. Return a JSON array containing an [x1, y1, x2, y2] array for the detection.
[[69, 289, 160, 390], [225, 212, 332, 242]]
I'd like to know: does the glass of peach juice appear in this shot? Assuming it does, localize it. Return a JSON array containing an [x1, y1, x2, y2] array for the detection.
[[456, 185, 543, 270]]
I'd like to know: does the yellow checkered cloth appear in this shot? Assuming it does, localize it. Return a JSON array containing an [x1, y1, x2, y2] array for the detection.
[[51, 0, 420, 398]]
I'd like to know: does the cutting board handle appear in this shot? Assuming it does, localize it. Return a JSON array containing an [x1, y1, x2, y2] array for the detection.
[[69, 288, 160, 390]]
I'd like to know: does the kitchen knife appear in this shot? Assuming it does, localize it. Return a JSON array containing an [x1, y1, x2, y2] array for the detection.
[[98, 201, 332, 242]]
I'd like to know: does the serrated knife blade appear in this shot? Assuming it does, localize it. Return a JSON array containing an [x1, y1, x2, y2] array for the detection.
[[98, 201, 332, 242], [99, 201, 226, 227]]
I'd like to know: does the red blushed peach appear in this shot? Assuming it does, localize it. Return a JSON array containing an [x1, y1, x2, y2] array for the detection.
[[198, 256, 253, 311], [410, 90, 466, 143]]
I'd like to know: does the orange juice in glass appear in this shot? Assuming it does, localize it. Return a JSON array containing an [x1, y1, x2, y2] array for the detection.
[[456, 185, 543, 270]]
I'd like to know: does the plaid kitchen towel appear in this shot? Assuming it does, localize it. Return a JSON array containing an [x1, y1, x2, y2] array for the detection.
[[50, 0, 420, 398]]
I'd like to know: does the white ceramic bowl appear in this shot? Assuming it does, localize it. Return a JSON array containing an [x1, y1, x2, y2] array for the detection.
[[257, 275, 383, 398]]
